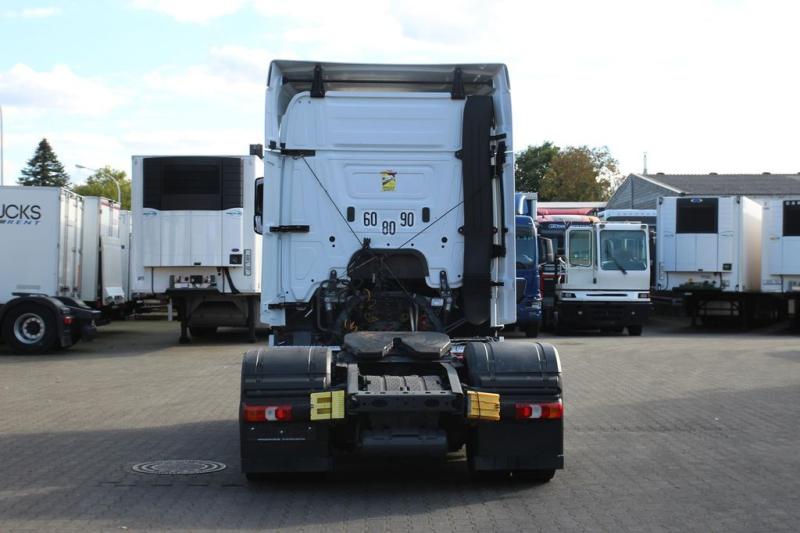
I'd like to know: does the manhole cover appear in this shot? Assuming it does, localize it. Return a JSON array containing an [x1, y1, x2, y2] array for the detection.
[[131, 460, 226, 475]]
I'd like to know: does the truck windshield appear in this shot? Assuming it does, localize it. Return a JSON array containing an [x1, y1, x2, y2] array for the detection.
[[600, 230, 647, 271], [516, 226, 537, 269]]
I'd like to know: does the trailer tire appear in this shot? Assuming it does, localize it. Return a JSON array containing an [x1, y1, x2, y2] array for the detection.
[[1, 303, 58, 354], [627, 325, 643, 336], [189, 326, 217, 337]]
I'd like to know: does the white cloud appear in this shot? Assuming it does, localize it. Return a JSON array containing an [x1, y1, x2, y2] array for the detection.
[[21, 7, 60, 18], [130, 0, 245, 23], [208, 45, 272, 84], [122, 127, 257, 155], [2, 6, 60, 18], [142, 64, 264, 105], [0, 64, 122, 115]]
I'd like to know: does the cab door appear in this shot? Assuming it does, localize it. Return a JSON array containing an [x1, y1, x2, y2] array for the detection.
[[563, 226, 595, 289]]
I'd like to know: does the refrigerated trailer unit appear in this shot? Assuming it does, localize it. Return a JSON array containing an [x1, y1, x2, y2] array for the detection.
[[656, 195, 775, 326], [761, 197, 800, 324], [0, 186, 100, 353], [131, 155, 263, 342], [239, 61, 563, 481]]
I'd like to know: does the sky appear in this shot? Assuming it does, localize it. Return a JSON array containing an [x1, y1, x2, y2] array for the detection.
[[1, 0, 799, 186]]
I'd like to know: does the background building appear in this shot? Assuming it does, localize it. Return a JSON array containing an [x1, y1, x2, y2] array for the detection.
[[607, 173, 800, 210]]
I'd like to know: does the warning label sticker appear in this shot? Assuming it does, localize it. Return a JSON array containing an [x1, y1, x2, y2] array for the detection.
[[381, 170, 397, 192]]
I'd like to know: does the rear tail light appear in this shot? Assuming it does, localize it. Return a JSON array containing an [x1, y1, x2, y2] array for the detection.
[[242, 404, 293, 423], [515, 400, 563, 420], [63, 316, 74, 326]]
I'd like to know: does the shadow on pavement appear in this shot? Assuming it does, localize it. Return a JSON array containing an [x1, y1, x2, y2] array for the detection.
[[0, 419, 542, 529]]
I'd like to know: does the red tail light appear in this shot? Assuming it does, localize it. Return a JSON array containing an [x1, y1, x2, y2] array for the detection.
[[515, 400, 563, 420], [243, 404, 293, 422], [63, 316, 74, 325]]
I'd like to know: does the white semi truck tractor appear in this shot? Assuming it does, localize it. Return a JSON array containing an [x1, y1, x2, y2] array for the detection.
[[239, 61, 564, 481], [553, 221, 651, 335]]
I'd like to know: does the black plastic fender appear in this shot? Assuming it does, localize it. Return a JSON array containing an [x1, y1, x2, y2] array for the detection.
[[241, 346, 332, 393], [464, 340, 564, 474], [464, 341, 562, 393], [239, 346, 334, 474]]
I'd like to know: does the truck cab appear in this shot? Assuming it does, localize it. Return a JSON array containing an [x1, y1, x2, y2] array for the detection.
[[514, 215, 542, 337], [555, 222, 651, 335]]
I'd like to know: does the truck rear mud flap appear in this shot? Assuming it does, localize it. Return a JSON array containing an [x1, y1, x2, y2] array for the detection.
[[464, 341, 564, 474], [239, 346, 335, 473]]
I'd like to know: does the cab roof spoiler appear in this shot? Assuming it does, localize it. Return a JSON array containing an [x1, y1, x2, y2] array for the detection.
[[267, 60, 509, 98]]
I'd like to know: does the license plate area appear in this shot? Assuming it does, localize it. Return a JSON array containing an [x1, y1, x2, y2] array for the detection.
[[357, 209, 419, 235]]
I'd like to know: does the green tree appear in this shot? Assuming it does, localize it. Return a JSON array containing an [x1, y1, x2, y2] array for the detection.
[[539, 145, 620, 201], [73, 166, 131, 209], [515, 142, 559, 194], [18, 138, 71, 187]]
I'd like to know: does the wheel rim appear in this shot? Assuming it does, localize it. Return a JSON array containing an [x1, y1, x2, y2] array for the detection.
[[13, 313, 46, 345]]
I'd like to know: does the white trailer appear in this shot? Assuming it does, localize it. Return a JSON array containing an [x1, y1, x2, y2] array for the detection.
[[0, 186, 100, 353], [656, 195, 774, 326], [80, 196, 127, 313], [761, 197, 800, 323], [554, 221, 651, 335], [131, 155, 263, 342]]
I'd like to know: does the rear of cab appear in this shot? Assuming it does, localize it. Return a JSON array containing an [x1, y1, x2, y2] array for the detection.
[[259, 61, 516, 330]]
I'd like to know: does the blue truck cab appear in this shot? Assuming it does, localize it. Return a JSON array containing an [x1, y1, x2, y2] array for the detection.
[[515, 214, 542, 337]]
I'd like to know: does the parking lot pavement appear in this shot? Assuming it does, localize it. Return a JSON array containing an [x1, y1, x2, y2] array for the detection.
[[0, 317, 798, 532]]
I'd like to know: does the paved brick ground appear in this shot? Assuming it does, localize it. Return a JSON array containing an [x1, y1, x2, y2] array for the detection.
[[0, 318, 798, 532]]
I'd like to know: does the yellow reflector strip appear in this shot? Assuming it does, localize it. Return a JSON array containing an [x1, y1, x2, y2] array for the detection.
[[310, 390, 345, 421], [466, 391, 500, 422]]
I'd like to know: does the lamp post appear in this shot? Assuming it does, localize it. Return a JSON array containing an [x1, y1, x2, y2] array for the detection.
[[75, 164, 121, 205]]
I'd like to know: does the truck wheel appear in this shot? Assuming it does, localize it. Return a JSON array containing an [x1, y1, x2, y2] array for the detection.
[[2, 304, 58, 354], [189, 326, 217, 337], [525, 323, 540, 338], [627, 325, 643, 336]]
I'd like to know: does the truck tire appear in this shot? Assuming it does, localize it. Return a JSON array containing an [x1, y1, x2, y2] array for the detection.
[[189, 326, 217, 337], [627, 325, 643, 336], [525, 323, 540, 338], [1, 303, 58, 354]]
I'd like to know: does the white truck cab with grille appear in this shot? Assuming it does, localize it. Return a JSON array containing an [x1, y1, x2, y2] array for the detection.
[[555, 222, 651, 335]]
